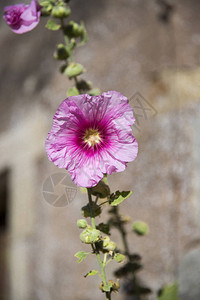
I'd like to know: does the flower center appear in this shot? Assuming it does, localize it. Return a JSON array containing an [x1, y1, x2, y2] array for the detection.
[[83, 128, 101, 147]]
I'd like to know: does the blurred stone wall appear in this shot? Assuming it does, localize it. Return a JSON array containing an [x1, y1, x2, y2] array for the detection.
[[0, 0, 200, 299]]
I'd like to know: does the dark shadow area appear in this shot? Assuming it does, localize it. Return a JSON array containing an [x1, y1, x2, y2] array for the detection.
[[0, 168, 10, 300], [108, 207, 152, 300]]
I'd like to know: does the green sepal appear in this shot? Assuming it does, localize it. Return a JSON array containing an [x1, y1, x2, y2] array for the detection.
[[78, 21, 88, 46], [110, 191, 132, 206], [103, 283, 112, 292], [84, 270, 98, 277], [45, 19, 61, 30], [74, 251, 87, 263]]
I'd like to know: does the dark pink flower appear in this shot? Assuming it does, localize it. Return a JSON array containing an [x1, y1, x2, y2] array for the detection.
[[3, 0, 41, 34], [45, 91, 138, 187]]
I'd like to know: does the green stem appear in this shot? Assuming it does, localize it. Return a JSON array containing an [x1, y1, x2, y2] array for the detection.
[[87, 189, 111, 300]]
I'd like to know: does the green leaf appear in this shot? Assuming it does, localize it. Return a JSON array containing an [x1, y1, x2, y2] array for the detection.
[[84, 270, 98, 277], [45, 19, 61, 31], [103, 283, 112, 292], [74, 251, 87, 263], [110, 191, 132, 206], [157, 282, 179, 300], [114, 253, 125, 263]]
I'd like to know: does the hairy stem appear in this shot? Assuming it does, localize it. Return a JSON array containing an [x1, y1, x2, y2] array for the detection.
[[87, 189, 111, 300]]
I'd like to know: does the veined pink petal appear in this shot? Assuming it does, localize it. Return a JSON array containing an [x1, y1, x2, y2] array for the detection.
[[45, 91, 138, 187]]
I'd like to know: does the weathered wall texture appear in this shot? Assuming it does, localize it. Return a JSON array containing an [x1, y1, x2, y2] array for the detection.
[[0, 0, 200, 299]]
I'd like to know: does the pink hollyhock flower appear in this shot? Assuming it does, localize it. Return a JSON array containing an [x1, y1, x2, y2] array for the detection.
[[45, 91, 138, 187], [3, 0, 41, 34]]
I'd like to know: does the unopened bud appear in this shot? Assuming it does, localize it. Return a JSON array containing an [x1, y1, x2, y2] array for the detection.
[[77, 219, 87, 229], [51, 5, 71, 18], [132, 221, 149, 236], [41, 4, 52, 16], [80, 228, 101, 244], [103, 240, 116, 252], [64, 21, 84, 37], [65, 63, 84, 78], [54, 44, 69, 60]]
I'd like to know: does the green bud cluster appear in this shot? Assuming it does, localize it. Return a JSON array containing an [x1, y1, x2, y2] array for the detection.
[[41, 0, 99, 94], [40, 0, 71, 18]]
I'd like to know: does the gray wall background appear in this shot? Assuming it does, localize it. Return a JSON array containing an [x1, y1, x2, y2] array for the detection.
[[0, 0, 200, 299]]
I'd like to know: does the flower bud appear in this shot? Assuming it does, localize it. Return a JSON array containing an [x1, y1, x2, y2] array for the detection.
[[51, 5, 71, 18], [76, 80, 92, 92], [132, 221, 149, 236], [103, 239, 116, 251], [77, 219, 87, 229], [65, 63, 84, 78], [41, 4, 53, 16], [64, 21, 83, 37], [80, 228, 101, 244], [54, 43, 69, 60]]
